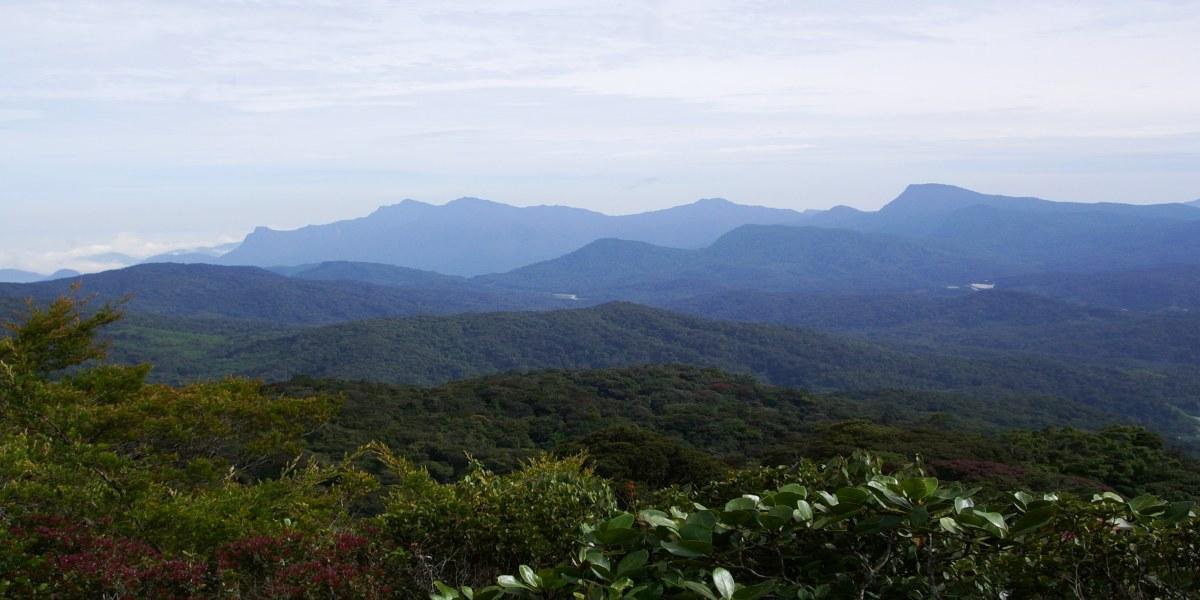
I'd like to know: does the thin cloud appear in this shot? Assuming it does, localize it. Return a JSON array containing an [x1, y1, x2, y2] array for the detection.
[[717, 144, 817, 154], [0, 0, 1198, 267], [0, 234, 240, 274]]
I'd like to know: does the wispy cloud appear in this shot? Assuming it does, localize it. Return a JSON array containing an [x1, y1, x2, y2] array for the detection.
[[717, 144, 817, 154], [1, 0, 1198, 265], [0, 233, 240, 274]]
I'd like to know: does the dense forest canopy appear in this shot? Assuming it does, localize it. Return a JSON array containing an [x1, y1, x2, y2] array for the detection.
[[1, 294, 1199, 598]]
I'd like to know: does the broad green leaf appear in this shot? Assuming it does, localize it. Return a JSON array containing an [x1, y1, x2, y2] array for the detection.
[[585, 549, 611, 574], [939, 516, 965, 535], [779, 483, 807, 498], [639, 510, 678, 530], [794, 500, 814, 522], [686, 510, 719, 530], [604, 513, 636, 530], [910, 506, 929, 527], [681, 513, 716, 543], [724, 497, 758, 513], [1128, 495, 1167, 515], [680, 581, 719, 600], [900, 477, 938, 501], [733, 582, 775, 600], [1011, 506, 1056, 536], [835, 487, 871, 506], [1161, 501, 1195, 524], [713, 568, 736, 600], [867, 480, 911, 510], [770, 491, 805, 507], [497, 575, 534, 591], [661, 539, 712, 558], [616, 550, 649, 576], [761, 504, 793, 528], [954, 497, 974, 514], [519, 565, 541, 589], [974, 510, 1008, 537]]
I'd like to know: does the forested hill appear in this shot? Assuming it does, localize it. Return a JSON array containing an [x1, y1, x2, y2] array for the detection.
[[995, 264, 1200, 311], [665, 289, 1200, 367], [478, 224, 1001, 298], [275, 365, 1200, 497], [805, 184, 1200, 272], [103, 302, 1200, 437], [0, 263, 564, 324]]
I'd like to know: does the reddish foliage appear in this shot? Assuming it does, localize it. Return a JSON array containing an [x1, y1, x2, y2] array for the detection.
[[929, 459, 1030, 485], [5, 516, 402, 599], [8, 515, 208, 598]]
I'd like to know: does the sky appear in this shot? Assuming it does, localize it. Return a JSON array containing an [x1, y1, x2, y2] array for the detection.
[[1, 0, 1199, 272]]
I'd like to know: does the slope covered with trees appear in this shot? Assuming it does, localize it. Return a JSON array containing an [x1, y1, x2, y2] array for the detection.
[[667, 289, 1200, 367], [479, 225, 1001, 299], [275, 367, 1200, 498], [0, 263, 563, 324], [96, 302, 1200, 439], [2, 294, 1199, 598]]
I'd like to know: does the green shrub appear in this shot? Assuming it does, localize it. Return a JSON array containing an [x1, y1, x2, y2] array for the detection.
[[382, 452, 618, 591], [455, 453, 1199, 599]]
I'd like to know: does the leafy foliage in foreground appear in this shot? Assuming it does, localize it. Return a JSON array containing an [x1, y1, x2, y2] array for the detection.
[[450, 454, 1200, 599], [3, 294, 1200, 598], [0, 295, 395, 596]]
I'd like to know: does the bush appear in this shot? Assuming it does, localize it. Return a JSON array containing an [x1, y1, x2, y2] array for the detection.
[[455, 453, 1199, 599], [381, 452, 618, 591]]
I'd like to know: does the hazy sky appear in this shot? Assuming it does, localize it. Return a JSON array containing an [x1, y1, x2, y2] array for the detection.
[[2, 0, 1199, 272]]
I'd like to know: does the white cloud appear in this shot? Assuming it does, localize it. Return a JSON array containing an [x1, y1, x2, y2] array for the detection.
[[0, 233, 240, 274], [0, 0, 1197, 253]]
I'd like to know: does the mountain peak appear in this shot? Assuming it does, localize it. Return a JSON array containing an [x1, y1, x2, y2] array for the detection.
[[900, 182, 974, 194], [370, 199, 434, 215], [447, 196, 503, 207], [220, 195, 818, 275], [886, 183, 985, 209]]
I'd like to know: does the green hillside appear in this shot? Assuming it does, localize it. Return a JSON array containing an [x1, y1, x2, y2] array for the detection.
[[95, 302, 1200, 439], [273, 365, 1200, 496], [667, 290, 1200, 367], [479, 225, 1001, 298], [4, 284, 1200, 599], [0, 263, 562, 324]]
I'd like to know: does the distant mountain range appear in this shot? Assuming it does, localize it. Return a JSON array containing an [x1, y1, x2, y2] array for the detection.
[[477, 224, 1001, 300], [217, 197, 807, 276], [0, 268, 81, 283], [212, 184, 1200, 278], [7, 184, 1199, 279], [805, 184, 1200, 272]]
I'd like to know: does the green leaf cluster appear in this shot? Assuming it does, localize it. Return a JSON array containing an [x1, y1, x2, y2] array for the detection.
[[464, 454, 1200, 598]]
